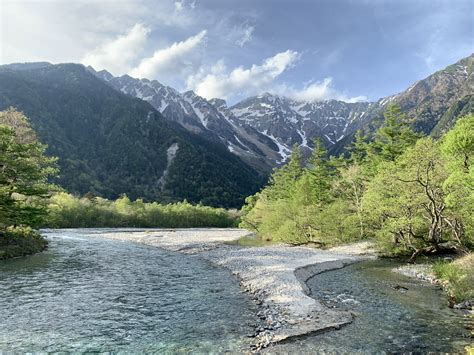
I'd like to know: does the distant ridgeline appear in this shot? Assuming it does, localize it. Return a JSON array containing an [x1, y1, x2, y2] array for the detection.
[[0, 54, 472, 207]]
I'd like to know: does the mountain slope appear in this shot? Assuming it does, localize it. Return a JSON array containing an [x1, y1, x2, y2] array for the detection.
[[397, 54, 474, 135], [230, 93, 372, 159], [0, 63, 264, 207], [90, 68, 280, 172], [328, 54, 474, 154]]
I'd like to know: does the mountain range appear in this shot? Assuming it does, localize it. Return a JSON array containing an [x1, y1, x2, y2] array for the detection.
[[0, 54, 472, 206], [89, 54, 473, 164]]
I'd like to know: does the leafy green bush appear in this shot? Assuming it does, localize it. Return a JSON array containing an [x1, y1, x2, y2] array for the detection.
[[45, 192, 239, 228], [0, 226, 48, 260]]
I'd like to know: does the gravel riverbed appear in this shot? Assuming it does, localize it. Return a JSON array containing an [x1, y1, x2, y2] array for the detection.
[[45, 228, 374, 349]]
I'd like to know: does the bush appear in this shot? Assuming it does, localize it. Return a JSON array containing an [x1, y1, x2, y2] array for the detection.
[[0, 226, 48, 260], [45, 193, 239, 228], [433, 254, 474, 303]]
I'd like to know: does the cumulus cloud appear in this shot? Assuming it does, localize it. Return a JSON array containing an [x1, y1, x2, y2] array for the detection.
[[187, 50, 299, 99], [82, 24, 150, 75], [280, 78, 367, 103], [130, 30, 207, 79]]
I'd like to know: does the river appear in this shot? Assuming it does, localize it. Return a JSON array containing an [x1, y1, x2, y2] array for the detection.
[[0, 231, 257, 352], [0, 230, 471, 352]]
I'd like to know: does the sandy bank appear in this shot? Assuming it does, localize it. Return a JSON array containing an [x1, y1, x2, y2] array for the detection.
[[46, 228, 373, 348]]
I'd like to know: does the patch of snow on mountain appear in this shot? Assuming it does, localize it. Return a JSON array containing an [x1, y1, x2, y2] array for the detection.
[[234, 135, 250, 151], [262, 130, 291, 162], [231, 107, 252, 118], [297, 129, 308, 147], [159, 99, 168, 112], [324, 134, 335, 144], [191, 104, 209, 128]]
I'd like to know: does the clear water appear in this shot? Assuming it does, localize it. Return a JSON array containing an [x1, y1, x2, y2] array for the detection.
[[1, 231, 471, 353], [0, 230, 257, 353], [270, 260, 473, 353]]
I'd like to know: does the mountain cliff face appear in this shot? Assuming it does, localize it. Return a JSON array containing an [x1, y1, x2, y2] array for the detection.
[[394, 54, 473, 135], [0, 63, 264, 207], [230, 93, 372, 159], [89, 68, 280, 172]]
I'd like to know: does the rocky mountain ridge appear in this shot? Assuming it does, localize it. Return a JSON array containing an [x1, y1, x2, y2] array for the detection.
[[91, 53, 473, 166]]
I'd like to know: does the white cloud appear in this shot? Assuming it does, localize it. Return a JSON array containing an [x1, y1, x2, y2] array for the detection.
[[174, 1, 184, 12], [82, 24, 150, 75], [1, 0, 199, 65], [187, 50, 299, 99], [130, 30, 207, 79], [280, 78, 367, 103], [236, 26, 255, 47]]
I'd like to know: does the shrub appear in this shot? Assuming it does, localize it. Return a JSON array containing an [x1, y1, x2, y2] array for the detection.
[[0, 226, 48, 260], [433, 254, 474, 303]]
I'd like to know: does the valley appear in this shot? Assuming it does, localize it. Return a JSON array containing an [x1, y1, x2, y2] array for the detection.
[[0, 2, 473, 352]]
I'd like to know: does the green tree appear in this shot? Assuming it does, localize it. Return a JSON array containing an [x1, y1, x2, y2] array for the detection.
[[304, 139, 334, 204], [368, 103, 421, 167], [441, 115, 474, 245], [0, 109, 58, 228], [363, 138, 468, 261], [264, 145, 303, 200]]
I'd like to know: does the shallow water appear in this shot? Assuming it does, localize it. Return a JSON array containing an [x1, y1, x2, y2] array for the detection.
[[1, 231, 471, 353], [272, 259, 473, 353], [0, 230, 257, 353]]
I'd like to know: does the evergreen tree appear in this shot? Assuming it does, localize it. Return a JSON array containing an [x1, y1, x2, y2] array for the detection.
[[369, 104, 421, 164], [349, 130, 370, 164], [304, 138, 334, 204], [264, 144, 303, 200]]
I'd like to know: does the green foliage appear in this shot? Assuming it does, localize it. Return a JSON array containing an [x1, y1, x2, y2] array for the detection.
[[366, 104, 422, 174], [0, 108, 58, 228], [241, 141, 346, 245], [263, 145, 303, 201], [240, 106, 473, 260], [0, 226, 48, 259], [45, 192, 239, 228], [363, 138, 452, 256], [433, 254, 474, 303], [441, 114, 474, 243]]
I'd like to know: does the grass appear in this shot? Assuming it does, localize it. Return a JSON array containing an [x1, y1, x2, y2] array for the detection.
[[0, 227, 48, 260], [433, 253, 474, 304]]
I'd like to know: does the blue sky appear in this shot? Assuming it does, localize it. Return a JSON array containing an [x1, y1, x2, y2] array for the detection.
[[1, 0, 473, 104]]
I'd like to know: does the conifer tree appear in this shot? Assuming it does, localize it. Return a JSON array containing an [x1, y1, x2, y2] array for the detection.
[[304, 138, 334, 204], [264, 144, 303, 200], [369, 103, 421, 164]]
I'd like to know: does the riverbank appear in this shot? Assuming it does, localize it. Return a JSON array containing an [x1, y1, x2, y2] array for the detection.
[[394, 254, 474, 310], [0, 227, 48, 260], [43, 228, 373, 349]]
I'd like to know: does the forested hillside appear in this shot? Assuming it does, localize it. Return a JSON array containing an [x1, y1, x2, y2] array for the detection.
[[0, 64, 264, 207], [241, 105, 473, 262]]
